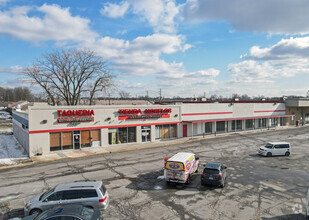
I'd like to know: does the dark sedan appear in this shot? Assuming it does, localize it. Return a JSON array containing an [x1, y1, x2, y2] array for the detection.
[[23, 204, 104, 220], [201, 163, 227, 188]]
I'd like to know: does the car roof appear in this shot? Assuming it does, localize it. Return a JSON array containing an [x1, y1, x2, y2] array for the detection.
[[267, 142, 290, 145], [55, 181, 102, 191], [167, 152, 195, 163], [205, 163, 221, 169]]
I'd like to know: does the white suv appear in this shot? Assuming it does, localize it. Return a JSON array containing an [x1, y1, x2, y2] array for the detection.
[[259, 142, 291, 157], [24, 180, 109, 216]]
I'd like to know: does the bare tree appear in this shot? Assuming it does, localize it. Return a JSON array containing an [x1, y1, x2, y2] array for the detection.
[[119, 90, 130, 99], [24, 49, 114, 106]]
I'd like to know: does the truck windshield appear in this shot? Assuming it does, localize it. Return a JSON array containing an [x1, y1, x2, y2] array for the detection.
[[265, 143, 273, 149]]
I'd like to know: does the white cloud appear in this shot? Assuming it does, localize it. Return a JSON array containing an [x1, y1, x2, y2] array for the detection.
[[0, 4, 97, 43], [82, 33, 191, 77], [0, 65, 23, 74], [247, 37, 309, 60], [0, 0, 9, 5], [229, 36, 309, 86], [100, 1, 129, 18], [183, 0, 309, 35], [101, 0, 180, 33]]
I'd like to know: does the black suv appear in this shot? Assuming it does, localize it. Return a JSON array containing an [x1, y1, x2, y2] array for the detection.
[[201, 163, 227, 188]]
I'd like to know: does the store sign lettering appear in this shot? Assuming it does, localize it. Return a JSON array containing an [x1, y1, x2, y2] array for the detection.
[[57, 109, 94, 117], [118, 108, 172, 120], [119, 108, 172, 114], [57, 109, 94, 123]]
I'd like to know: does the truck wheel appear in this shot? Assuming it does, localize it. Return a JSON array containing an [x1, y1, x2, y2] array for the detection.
[[266, 152, 272, 157]]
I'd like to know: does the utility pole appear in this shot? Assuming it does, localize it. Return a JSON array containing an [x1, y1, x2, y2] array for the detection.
[[108, 93, 111, 105]]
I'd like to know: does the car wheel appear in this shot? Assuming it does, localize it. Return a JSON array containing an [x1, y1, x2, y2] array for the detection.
[[166, 181, 170, 185], [285, 151, 290, 156], [266, 152, 272, 157], [29, 208, 42, 216]]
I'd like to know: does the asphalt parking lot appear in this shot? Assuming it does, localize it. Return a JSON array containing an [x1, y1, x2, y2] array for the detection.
[[0, 126, 309, 220]]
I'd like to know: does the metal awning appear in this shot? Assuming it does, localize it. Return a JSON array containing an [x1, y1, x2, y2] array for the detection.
[[182, 115, 294, 124]]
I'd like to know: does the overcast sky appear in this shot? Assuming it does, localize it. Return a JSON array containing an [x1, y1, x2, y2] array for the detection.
[[1, 0, 309, 98]]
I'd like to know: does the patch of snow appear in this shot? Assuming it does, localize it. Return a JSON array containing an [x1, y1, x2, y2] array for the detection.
[[0, 128, 29, 165], [154, 185, 162, 190], [157, 175, 165, 180]]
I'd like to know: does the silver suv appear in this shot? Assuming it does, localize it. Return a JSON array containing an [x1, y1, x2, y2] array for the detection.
[[24, 181, 109, 216]]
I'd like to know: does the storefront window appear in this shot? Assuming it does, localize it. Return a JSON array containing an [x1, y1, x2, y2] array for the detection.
[[62, 131, 73, 150], [216, 121, 226, 133], [50, 132, 61, 151], [205, 122, 212, 133], [257, 119, 266, 128], [305, 114, 309, 122], [271, 118, 278, 127], [246, 119, 254, 130], [50, 129, 101, 151], [81, 130, 91, 148], [236, 120, 242, 130], [108, 127, 136, 145], [155, 124, 177, 139], [128, 127, 136, 142]]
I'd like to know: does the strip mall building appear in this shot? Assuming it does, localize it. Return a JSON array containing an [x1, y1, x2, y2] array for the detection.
[[13, 100, 294, 157]]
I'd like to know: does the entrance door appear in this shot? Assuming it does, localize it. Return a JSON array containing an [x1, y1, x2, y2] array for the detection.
[[73, 131, 81, 149], [142, 126, 151, 142], [183, 124, 187, 137]]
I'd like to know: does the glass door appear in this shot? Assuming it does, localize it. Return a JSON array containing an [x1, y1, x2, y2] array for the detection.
[[73, 131, 81, 149], [141, 126, 151, 142]]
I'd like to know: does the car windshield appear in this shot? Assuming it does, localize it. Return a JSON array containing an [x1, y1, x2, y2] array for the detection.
[[204, 169, 219, 174], [265, 143, 273, 149], [39, 188, 55, 201]]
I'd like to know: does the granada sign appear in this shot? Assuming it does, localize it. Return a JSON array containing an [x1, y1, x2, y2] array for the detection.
[[118, 108, 172, 120], [57, 109, 94, 123]]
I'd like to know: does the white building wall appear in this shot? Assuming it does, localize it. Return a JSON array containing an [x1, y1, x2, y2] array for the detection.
[[13, 120, 29, 154]]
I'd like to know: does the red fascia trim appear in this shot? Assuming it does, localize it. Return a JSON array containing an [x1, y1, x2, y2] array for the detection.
[[254, 110, 285, 113], [182, 112, 232, 116], [183, 115, 294, 124], [29, 121, 182, 134]]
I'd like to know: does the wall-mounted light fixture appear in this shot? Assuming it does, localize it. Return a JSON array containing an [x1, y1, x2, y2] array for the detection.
[[273, 102, 277, 106], [42, 120, 47, 124], [174, 114, 178, 117], [229, 103, 234, 107], [106, 117, 111, 121]]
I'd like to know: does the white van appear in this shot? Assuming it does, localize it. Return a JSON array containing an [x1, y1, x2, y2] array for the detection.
[[164, 152, 199, 184], [258, 142, 291, 157]]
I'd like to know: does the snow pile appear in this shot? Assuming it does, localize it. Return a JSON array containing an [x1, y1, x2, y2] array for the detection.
[[0, 127, 29, 165]]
